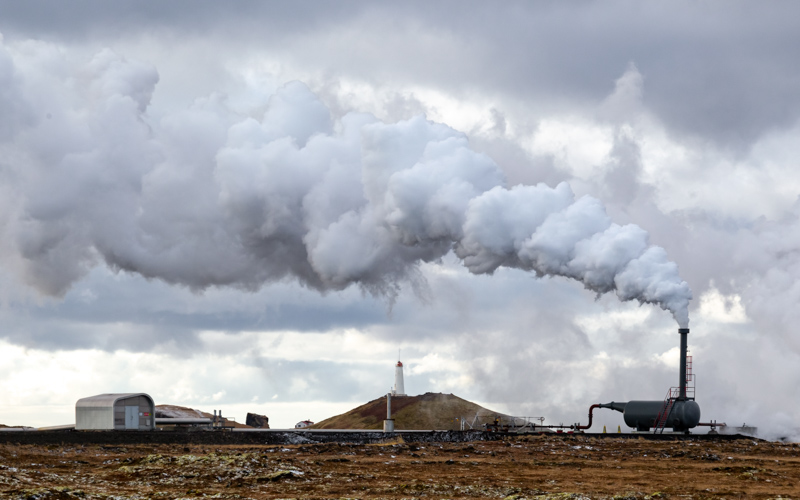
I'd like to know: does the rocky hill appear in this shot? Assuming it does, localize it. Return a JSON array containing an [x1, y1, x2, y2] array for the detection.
[[311, 392, 505, 430]]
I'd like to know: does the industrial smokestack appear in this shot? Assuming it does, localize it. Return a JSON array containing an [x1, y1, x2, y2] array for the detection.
[[678, 328, 690, 399]]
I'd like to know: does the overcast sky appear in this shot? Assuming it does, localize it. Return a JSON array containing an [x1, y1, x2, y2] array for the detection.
[[1, 1, 799, 436]]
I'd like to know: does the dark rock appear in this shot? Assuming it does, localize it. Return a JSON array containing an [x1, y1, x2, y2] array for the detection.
[[246, 412, 270, 429], [261, 470, 298, 481]]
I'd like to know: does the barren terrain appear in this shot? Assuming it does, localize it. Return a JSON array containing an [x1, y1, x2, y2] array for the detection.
[[1, 434, 798, 499]]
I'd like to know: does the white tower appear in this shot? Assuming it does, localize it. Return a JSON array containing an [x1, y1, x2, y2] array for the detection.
[[393, 359, 406, 396]]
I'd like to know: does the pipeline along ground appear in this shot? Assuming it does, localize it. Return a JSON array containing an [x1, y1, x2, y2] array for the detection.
[[0, 433, 798, 499]]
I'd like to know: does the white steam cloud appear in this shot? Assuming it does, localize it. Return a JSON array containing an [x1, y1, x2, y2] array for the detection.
[[0, 41, 691, 326]]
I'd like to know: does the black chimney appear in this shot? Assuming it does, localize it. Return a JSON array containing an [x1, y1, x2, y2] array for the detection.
[[678, 328, 690, 399]]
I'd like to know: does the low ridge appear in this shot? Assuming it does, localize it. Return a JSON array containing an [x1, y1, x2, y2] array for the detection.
[[311, 392, 505, 430]]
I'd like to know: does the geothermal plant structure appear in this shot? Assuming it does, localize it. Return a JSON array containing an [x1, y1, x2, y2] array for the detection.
[[589, 328, 701, 433]]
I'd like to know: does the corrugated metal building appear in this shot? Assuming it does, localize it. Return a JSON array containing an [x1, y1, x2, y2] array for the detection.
[[75, 393, 155, 431]]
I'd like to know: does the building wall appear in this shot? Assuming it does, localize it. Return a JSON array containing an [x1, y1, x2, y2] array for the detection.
[[76, 394, 155, 431], [76, 407, 114, 430]]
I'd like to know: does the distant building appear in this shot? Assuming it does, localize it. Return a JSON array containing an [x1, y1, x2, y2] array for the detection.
[[75, 393, 155, 431], [392, 359, 406, 396], [295, 420, 314, 428]]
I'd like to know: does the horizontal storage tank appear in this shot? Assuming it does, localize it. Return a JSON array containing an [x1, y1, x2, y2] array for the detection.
[[621, 400, 701, 432], [598, 399, 700, 432]]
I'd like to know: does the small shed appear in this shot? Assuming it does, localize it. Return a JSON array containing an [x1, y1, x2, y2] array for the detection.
[[75, 393, 155, 431]]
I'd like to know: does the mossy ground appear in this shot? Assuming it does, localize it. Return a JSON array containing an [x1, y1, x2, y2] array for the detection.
[[1, 434, 798, 499]]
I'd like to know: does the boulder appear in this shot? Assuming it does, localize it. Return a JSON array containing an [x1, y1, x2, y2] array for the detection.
[[246, 412, 270, 429]]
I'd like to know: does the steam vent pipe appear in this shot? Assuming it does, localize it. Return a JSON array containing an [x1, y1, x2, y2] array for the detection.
[[383, 393, 394, 433]]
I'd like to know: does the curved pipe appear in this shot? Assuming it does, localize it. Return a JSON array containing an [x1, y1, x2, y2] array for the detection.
[[572, 404, 601, 430]]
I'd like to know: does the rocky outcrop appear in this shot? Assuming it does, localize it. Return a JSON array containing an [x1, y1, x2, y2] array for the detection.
[[246, 412, 270, 429], [156, 405, 208, 419]]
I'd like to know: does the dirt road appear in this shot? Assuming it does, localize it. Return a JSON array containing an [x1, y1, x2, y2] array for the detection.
[[1, 433, 797, 499]]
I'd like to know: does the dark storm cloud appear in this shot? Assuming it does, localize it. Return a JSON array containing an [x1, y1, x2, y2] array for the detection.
[[0, 1, 358, 40], [1, 313, 201, 355], [0, 269, 388, 353], [2, 1, 799, 147]]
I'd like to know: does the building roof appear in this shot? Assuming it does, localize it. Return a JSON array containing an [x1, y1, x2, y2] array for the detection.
[[75, 393, 154, 408]]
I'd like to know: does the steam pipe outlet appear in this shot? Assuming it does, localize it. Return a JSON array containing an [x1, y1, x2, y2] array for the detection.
[[599, 401, 628, 413]]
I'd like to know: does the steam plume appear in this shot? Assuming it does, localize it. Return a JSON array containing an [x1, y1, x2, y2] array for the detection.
[[0, 43, 691, 326]]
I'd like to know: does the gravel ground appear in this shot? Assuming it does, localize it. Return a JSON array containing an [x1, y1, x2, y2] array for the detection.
[[0, 433, 797, 499]]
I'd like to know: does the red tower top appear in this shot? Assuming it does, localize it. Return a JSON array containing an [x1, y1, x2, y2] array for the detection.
[[396, 361, 403, 367]]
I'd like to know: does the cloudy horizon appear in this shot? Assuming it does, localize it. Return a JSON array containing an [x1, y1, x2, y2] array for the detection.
[[1, 1, 799, 437]]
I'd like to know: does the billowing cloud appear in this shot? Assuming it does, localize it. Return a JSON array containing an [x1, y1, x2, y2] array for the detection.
[[0, 40, 691, 327]]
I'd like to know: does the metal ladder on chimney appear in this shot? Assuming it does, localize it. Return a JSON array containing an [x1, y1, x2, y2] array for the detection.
[[685, 354, 695, 399]]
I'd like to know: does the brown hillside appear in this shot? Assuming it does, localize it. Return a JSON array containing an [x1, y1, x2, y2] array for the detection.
[[311, 392, 505, 430]]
